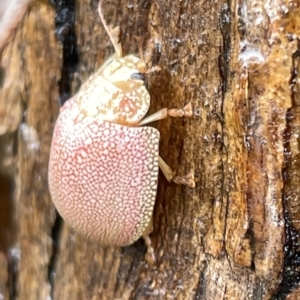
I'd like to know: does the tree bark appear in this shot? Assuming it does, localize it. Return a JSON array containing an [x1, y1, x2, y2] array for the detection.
[[0, 0, 300, 299]]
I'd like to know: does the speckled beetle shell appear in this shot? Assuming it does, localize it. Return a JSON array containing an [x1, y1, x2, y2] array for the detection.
[[48, 1, 160, 246]]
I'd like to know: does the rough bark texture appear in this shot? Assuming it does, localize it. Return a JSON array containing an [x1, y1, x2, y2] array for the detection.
[[1, 0, 300, 299]]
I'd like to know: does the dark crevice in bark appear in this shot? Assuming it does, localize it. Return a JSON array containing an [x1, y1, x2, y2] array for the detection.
[[0, 66, 5, 88], [219, 1, 231, 103], [125, 240, 153, 297], [273, 44, 300, 300], [0, 169, 15, 253], [7, 247, 20, 300], [51, 0, 78, 106], [47, 212, 63, 298], [0, 145, 18, 299], [218, 0, 231, 265], [118, 242, 144, 293], [274, 215, 300, 300], [46, 0, 78, 296], [194, 261, 207, 300]]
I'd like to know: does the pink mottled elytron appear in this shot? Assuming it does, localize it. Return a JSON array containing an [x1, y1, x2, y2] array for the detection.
[[48, 0, 194, 259]]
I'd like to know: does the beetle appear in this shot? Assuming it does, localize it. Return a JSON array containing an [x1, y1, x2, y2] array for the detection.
[[48, 0, 195, 262]]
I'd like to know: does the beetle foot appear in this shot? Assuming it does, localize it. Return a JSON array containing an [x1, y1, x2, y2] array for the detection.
[[168, 102, 193, 118], [143, 235, 156, 265], [146, 65, 161, 74], [158, 156, 195, 188], [172, 169, 195, 188]]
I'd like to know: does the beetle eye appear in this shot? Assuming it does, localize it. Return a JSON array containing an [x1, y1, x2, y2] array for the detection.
[[130, 72, 145, 81]]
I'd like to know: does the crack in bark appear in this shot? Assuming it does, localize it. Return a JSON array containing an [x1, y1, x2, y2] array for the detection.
[[52, 0, 78, 106], [47, 212, 63, 298]]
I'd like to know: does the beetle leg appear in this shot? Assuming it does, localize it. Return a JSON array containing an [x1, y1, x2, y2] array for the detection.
[[143, 235, 156, 265], [138, 108, 168, 126], [158, 156, 195, 188], [138, 102, 193, 126], [142, 219, 156, 265]]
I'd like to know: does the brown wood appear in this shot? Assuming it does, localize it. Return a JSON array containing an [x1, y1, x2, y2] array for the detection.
[[1, 0, 300, 299]]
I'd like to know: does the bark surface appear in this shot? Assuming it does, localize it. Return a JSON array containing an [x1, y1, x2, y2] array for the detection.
[[0, 0, 300, 299]]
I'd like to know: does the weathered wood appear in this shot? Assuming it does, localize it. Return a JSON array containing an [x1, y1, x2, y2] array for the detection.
[[0, 1, 61, 299], [1, 0, 300, 299]]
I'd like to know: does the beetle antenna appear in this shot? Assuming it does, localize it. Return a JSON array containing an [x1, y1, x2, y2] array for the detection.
[[98, 0, 122, 57]]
